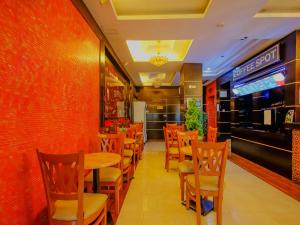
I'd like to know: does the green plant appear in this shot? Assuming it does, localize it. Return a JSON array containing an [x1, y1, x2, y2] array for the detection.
[[185, 98, 204, 136]]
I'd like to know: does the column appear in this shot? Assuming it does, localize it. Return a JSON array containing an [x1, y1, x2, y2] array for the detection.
[[180, 63, 203, 106]]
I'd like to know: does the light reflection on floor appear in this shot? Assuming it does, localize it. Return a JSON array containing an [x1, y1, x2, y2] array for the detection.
[[117, 141, 300, 225]]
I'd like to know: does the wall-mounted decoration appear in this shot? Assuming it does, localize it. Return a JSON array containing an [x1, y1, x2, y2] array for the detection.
[[285, 110, 294, 124]]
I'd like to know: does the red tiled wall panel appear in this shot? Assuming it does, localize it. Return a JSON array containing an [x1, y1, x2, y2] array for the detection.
[[0, 0, 100, 224]]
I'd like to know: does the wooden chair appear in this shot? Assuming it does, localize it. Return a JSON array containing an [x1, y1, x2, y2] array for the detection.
[[177, 130, 198, 201], [125, 126, 139, 171], [85, 134, 123, 216], [37, 150, 107, 225], [134, 123, 144, 159], [163, 125, 184, 172], [186, 141, 228, 225], [119, 132, 133, 184], [207, 126, 218, 142], [166, 123, 181, 128]]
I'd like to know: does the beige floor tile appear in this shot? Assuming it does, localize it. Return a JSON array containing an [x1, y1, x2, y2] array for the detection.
[[116, 141, 300, 225]]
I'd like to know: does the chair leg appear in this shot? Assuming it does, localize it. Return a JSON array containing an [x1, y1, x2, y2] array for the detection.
[[138, 145, 141, 160], [133, 152, 136, 172], [195, 195, 201, 225], [213, 196, 217, 211], [115, 180, 120, 215], [139, 143, 143, 159], [179, 173, 184, 202], [126, 167, 130, 184], [185, 188, 190, 210], [166, 153, 170, 172], [164, 152, 167, 169], [216, 196, 222, 225], [102, 204, 107, 225]]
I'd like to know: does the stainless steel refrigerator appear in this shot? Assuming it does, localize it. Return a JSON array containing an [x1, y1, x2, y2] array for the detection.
[[132, 101, 147, 143]]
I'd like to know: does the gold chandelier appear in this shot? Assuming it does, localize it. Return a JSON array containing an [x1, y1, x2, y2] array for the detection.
[[149, 41, 168, 67]]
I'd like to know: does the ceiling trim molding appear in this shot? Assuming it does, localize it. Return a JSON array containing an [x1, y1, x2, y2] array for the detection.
[[255, 12, 300, 18], [71, 0, 135, 85]]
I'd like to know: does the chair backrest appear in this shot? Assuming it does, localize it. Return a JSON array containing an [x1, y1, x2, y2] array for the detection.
[[163, 126, 168, 150], [166, 125, 184, 147], [36, 150, 84, 224], [100, 133, 125, 167], [191, 140, 228, 193], [207, 126, 218, 142], [166, 123, 177, 128], [133, 123, 143, 132], [126, 126, 137, 139], [99, 133, 123, 155], [177, 130, 198, 161]]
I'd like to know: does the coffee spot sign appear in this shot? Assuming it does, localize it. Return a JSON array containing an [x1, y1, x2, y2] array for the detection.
[[233, 44, 280, 81]]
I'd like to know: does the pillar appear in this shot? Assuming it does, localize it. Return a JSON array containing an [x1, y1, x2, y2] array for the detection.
[[180, 63, 203, 107]]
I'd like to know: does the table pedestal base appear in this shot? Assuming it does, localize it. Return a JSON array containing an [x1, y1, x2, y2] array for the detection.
[[182, 198, 214, 216], [93, 169, 99, 193]]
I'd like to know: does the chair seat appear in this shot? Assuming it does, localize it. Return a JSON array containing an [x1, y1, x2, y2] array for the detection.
[[186, 175, 219, 192], [169, 147, 179, 155], [180, 146, 192, 156], [53, 193, 107, 221], [178, 160, 193, 173], [85, 167, 121, 183], [124, 149, 133, 157], [123, 157, 131, 167]]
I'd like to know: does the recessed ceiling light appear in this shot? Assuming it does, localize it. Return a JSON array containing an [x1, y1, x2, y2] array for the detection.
[[207, 67, 211, 71]]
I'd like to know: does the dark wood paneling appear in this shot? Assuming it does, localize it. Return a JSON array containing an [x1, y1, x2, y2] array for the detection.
[[183, 82, 203, 96], [167, 113, 185, 121], [146, 122, 165, 130], [147, 130, 164, 139], [146, 113, 167, 121], [218, 111, 231, 121], [166, 105, 181, 113], [137, 87, 183, 139]]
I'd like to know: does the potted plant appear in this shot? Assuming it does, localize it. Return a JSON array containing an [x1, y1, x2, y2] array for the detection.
[[185, 98, 205, 138]]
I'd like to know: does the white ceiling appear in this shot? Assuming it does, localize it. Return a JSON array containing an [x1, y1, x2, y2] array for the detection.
[[83, 0, 300, 86]]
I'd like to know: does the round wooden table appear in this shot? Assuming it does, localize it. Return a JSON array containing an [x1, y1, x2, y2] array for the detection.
[[85, 152, 121, 193], [98, 133, 135, 145]]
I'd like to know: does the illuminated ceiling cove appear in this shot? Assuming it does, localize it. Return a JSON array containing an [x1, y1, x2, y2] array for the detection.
[[111, 0, 212, 20], [126, 40, 193, 62], [139, 72, 169, 86], [255, 0, 300, 17]]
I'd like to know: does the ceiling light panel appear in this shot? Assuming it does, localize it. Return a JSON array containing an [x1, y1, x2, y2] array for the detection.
[[126, 40, 193, 62], [111, 0, 212, 20], [139, 72, 166, 84], [255, 0, 300, 17]]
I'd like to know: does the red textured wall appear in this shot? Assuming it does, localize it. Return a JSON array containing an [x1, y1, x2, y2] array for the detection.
[[205, 81, 217, 128], [0, 0, 100, 224]]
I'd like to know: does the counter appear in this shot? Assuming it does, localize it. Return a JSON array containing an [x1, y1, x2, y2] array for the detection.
[[231, 127, 292, 178]]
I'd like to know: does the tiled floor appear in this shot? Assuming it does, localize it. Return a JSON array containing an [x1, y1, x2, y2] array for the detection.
[[116, 141, 300, 225]]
